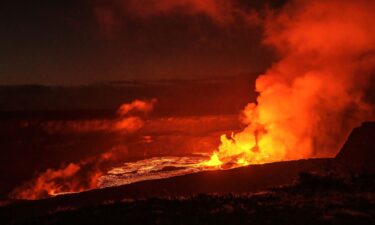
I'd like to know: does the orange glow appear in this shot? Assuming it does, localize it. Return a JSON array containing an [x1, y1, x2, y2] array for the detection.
[[10, 100, 155, 200], [205, 0, 375, 168], [10, 0, 375, 200], [117, 99, 156, 116], [202, 152, 221, 167]]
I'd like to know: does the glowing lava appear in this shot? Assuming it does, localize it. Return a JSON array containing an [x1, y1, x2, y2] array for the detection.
[[98, 155, 219, 188]]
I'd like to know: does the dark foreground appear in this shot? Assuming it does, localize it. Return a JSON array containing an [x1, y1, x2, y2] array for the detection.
[[2, 173, 375, 225]]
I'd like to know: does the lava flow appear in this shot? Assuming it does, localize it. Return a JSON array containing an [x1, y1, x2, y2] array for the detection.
[[98, 155, 218, 188]]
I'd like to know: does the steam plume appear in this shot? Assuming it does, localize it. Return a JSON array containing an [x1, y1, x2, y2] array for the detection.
[[211, 0, 375, 165]]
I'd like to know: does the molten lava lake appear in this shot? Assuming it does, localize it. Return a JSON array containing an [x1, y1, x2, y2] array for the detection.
[[98, 155, 214, 188]]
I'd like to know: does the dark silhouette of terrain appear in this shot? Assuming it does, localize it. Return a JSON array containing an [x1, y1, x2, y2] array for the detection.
[[3, 173, 375, 225], [1, 122, 375, 224], [336, 122, 375, 173]]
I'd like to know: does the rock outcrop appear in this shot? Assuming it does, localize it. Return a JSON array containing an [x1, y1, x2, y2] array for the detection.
[[335, 122, 375, 173]]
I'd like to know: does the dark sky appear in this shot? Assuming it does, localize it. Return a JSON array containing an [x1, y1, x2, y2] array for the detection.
[[0, 0, 284, 85]]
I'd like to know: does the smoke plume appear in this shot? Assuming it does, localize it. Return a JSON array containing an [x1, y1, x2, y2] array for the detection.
[[212, 0, 375, 165]]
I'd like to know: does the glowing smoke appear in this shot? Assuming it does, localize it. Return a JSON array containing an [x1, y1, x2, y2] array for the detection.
[[210, 0, 375, 166]]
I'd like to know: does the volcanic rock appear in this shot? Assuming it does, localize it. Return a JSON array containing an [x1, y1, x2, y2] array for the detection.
[[335, 122, 375, 173]]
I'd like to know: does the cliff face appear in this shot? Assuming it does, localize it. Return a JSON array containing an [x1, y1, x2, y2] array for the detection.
[[335, 122, 375, 173]]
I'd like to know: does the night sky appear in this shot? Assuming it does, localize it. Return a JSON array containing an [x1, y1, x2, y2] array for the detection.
[[0, 0, 284, 85]]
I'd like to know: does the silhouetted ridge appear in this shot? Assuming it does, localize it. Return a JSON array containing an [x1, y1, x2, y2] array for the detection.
[[335, 122, 375, 173]]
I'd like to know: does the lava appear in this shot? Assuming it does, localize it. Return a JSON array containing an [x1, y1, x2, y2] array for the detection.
[[98, 155, 218, 188]]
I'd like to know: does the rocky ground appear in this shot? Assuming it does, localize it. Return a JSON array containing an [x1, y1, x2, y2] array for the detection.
[[2, 173, 375, 225]]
